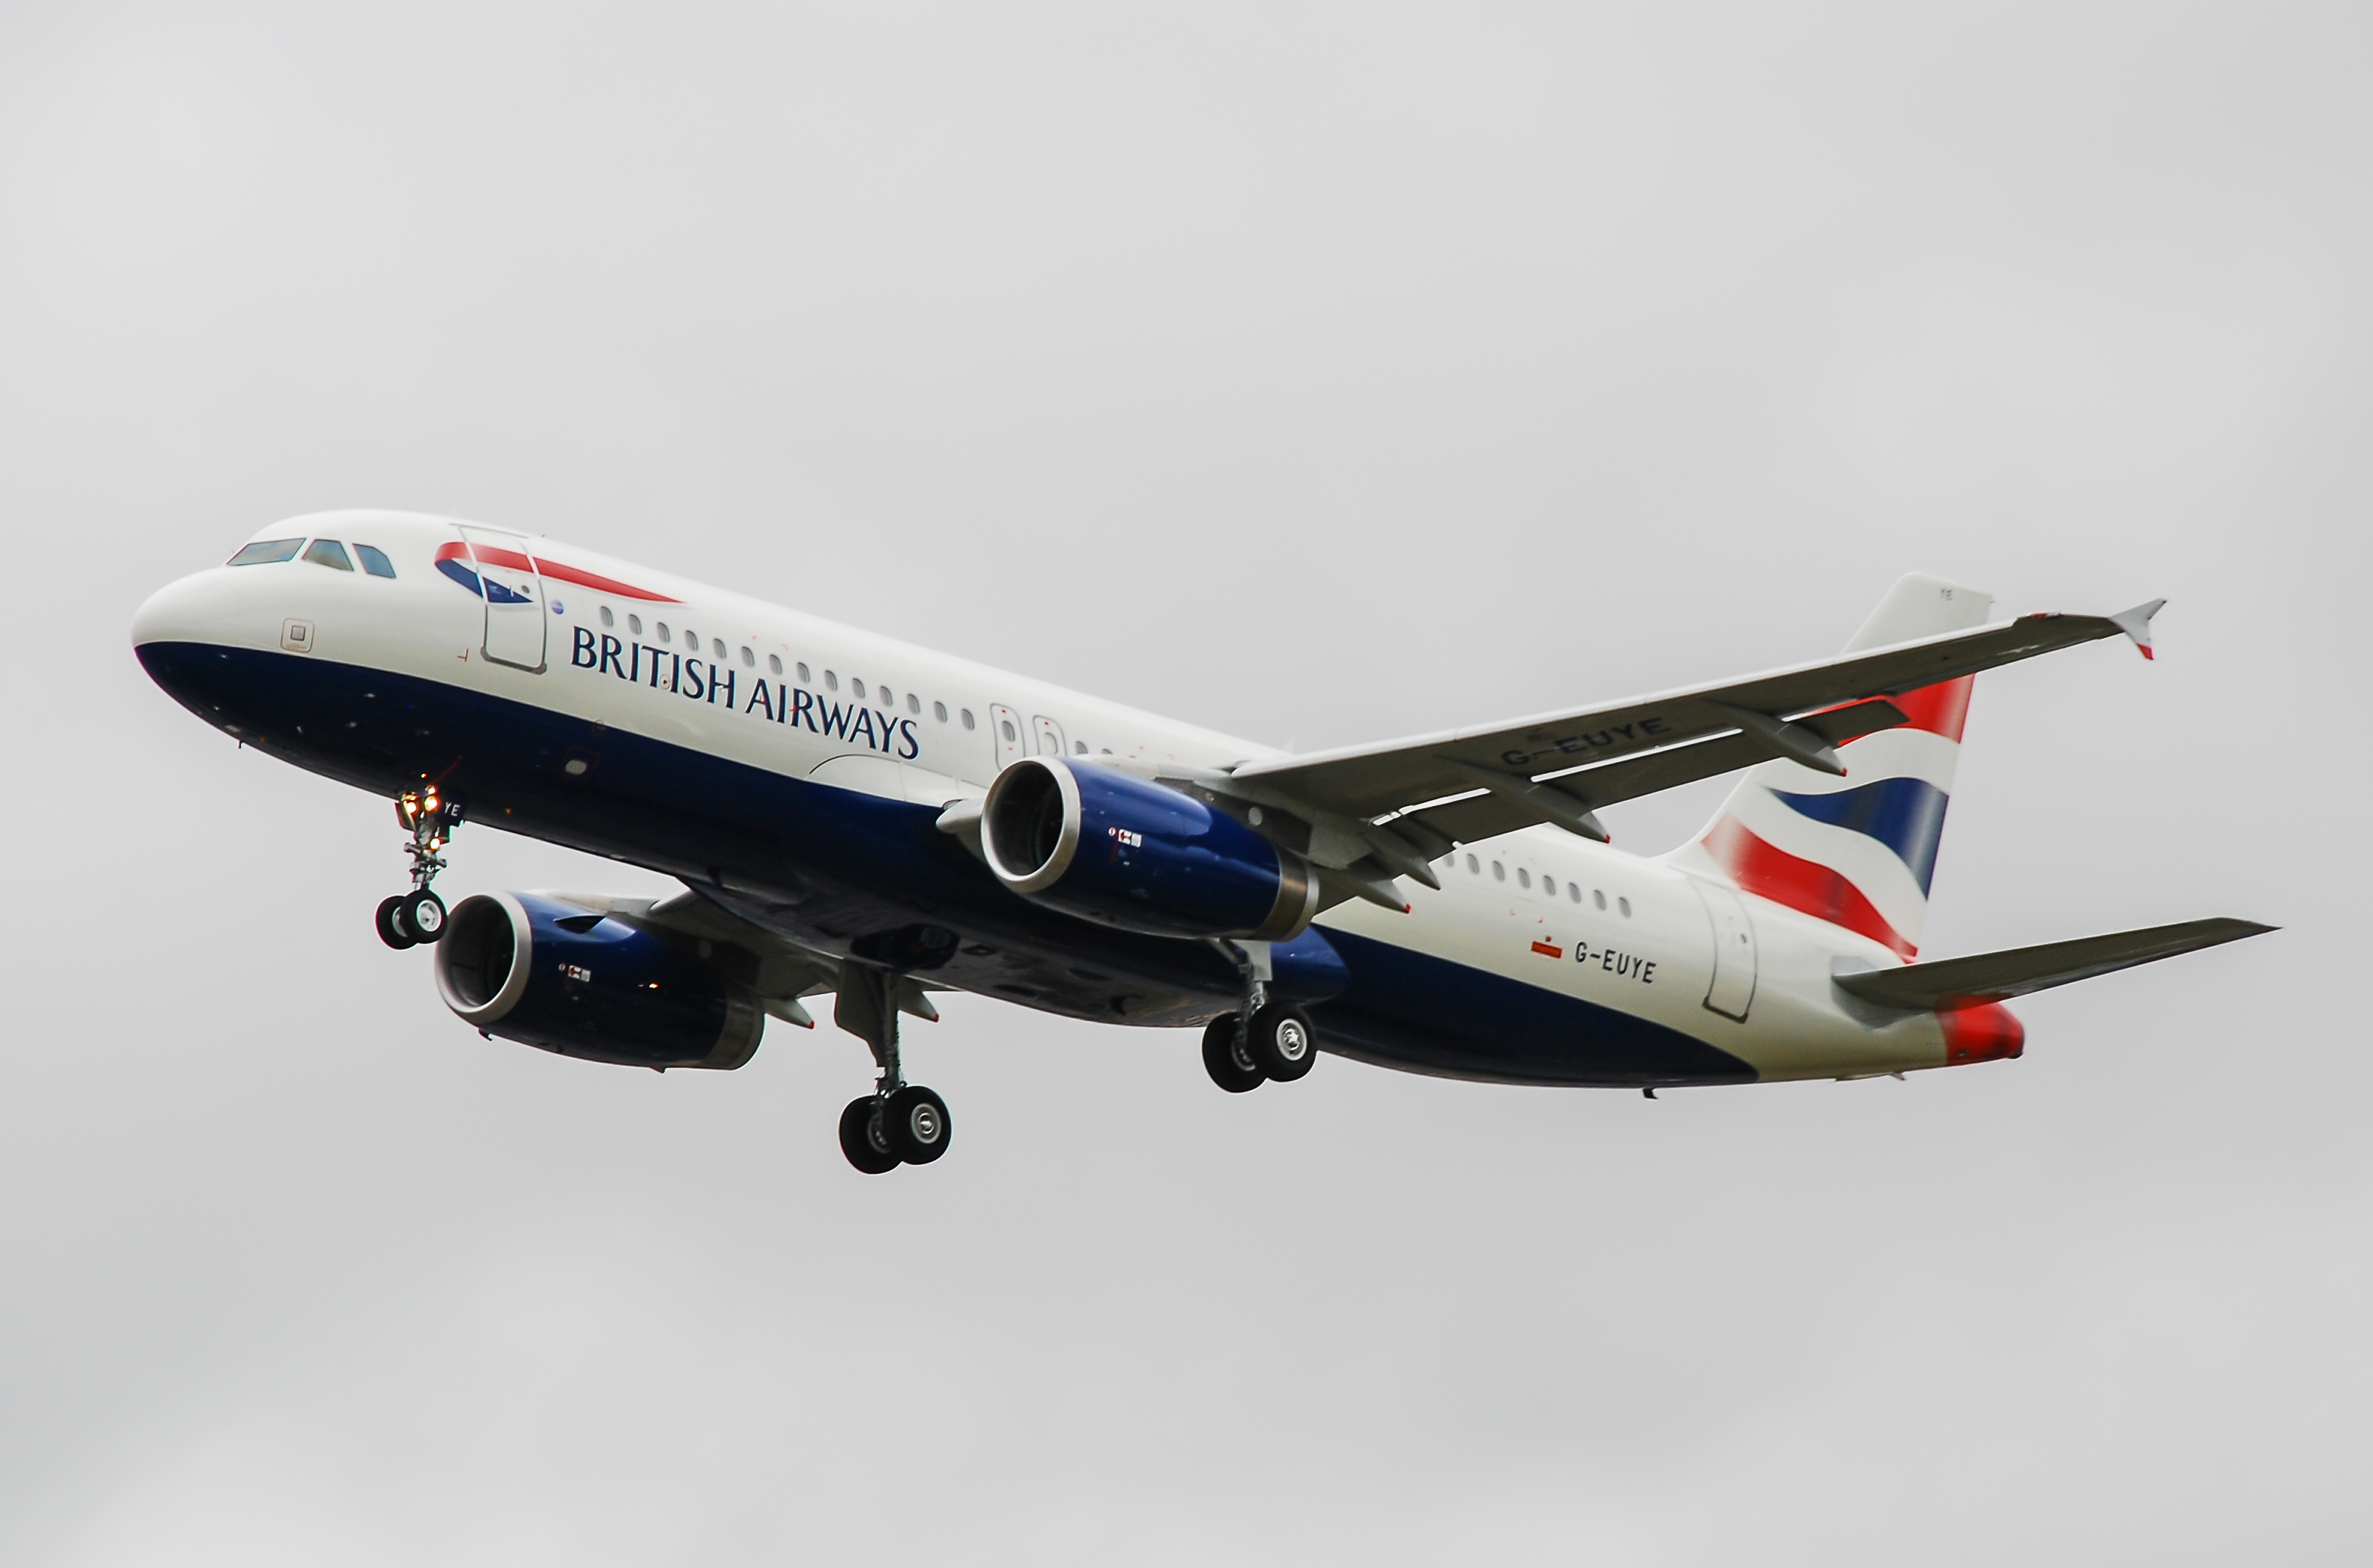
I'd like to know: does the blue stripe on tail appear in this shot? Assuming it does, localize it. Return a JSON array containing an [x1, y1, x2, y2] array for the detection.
[[1769, 777, 1951, 893]]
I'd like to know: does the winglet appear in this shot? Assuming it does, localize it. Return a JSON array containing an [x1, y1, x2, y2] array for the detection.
[[2107, 599, 2166, 660]]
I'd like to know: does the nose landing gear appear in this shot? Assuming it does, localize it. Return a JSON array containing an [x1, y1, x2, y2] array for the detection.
[[375, 788, 461, 949]]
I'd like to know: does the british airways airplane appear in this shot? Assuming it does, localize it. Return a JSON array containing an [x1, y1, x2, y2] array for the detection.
[[132, 512, 2268, 1172]]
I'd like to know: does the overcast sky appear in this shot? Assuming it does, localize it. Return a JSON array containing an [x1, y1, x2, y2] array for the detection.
[[1, 4, 2366, 1563]]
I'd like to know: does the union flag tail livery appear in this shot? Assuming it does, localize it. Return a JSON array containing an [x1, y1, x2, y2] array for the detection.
[[131, 511, 2272, 1174], [1675, 574, 1988, 960]]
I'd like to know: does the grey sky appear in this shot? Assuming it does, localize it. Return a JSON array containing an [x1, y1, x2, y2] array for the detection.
[[1, 4, 2364, 1562]]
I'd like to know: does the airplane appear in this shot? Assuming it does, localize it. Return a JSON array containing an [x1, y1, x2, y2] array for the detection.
[[131, 511, 2271, 1173]]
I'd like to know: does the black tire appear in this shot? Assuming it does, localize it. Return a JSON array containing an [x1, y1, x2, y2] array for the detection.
[[1201, 1013, 1265, 1093], [375, 895, 417, 949], [1247, 1003, 1317, 1082], [881, 1084, 952, 1164], [838, 1096, 900, 1175], [399, 889, 448, 945]]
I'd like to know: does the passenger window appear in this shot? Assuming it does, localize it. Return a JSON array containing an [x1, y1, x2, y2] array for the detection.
[[961, 708, 976, 730], [302, 539, 354, 571], [1465, 854, 1479, 874], [1000, 719, 1017, 743], [712, 639, 727, 659], [1568, 884, 1582, 904], [826, 671, 839, 691], [768, 654, 782, 675], [908, 693, 922, 715], [740, 646, 754, 667], [879, 687, 894, 708], [656, 622, 672, 641], [1618, 897, 1632, 918], [685, 628, 699, 646], [1594, 890, 1607, 910], [227, 538, 304, 566], [1491, 861, 1506, 882], [797, 663, 811, 683], [599, 606, 615, 628], [1542, 876, 1555, 896], [853, 678, 867, 700], [933, 701, 948, 722], [355, 544, 397, 578], [1074, 740, 1088, 755], [1517, 868, 1531, 889], [628, 614, 643, 637]]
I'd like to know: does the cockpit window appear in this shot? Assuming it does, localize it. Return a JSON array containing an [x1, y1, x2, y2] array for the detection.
[[355, 544, 396, 578], [227, 538, 304, 566], [302, 539, 355, 571]]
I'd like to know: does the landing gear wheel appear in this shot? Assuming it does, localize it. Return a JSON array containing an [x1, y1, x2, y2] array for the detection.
[[375, 896, 417, 950], [881, 1084, 952, 1164], [398, 889, 448, 945], [1202, 1013, 1265, 1093], [1247, 1003, 1317, 1082], [838, 1096, 900, 1175]]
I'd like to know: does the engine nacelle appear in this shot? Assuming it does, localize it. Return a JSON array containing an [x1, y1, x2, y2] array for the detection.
[[433, 892, 763, 1070], [981, 757, 1318, 940]]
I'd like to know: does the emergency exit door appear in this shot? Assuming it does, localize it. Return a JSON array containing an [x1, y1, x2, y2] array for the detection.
[[989, 705, 1026, 772]]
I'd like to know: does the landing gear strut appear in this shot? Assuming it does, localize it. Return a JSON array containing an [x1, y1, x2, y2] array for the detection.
[[835, 961, 952, 1173], [375, 788, 461, 949], [1200, 939, 1318, 1092]]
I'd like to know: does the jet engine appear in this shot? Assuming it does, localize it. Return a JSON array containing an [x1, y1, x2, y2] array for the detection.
[[433, 891, 764, 1069], [980, 757, 1318, 940]]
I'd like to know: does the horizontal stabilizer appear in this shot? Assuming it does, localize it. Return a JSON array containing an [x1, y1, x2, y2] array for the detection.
[[1834, 917, 2274, 1011]]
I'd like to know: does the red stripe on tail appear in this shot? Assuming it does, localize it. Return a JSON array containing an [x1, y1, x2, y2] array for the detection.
[[1884, 676, 1974, 742], [1700, 815, 1917, 958]]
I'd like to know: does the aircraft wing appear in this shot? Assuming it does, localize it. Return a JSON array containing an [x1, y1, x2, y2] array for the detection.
[[1205, 601, 2162, 897], [546, 889, 941, 1030]]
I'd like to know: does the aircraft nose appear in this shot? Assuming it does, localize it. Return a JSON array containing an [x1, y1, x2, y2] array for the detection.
[[131, 569, 225, 651]]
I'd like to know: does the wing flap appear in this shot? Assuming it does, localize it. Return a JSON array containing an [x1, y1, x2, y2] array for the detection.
[[1833, 917, 2273, 1011], [1385, 697, 1909, 848]]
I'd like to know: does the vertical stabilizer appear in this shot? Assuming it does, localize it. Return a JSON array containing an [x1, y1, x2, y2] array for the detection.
[[1668, 574, 1992, 958]]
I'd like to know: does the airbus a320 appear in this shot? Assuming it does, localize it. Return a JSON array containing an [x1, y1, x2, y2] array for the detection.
[[132, 513, 2268, 1172]]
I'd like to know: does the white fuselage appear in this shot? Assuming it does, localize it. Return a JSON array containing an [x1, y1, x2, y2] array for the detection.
[[133, 510, 1978, 1085]]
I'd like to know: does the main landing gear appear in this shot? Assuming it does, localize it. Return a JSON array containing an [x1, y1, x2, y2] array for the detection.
[[834, 962, 952, 1175], [375, 787, 462, 950], [1200, 938, 1318, 1093]]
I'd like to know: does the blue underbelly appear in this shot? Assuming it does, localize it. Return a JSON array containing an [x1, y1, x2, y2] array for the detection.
[[135, 641, 1758, 1087]]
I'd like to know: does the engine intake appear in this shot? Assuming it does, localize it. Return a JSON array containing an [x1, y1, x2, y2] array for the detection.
[[434, 892, 763, 1069], [981, 757, 1317, 940]]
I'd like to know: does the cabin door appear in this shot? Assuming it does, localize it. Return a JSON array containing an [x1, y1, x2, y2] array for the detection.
[[459, 525, 548, 672], [1691, 880, 1759, 1022]]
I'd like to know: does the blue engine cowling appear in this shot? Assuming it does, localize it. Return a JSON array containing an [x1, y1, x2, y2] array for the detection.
[[432, 892, 764, 1069], [980, 757, 1318, 940]]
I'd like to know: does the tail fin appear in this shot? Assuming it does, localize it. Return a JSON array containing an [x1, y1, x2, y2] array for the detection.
[[1669, 574, 1992, 958]]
